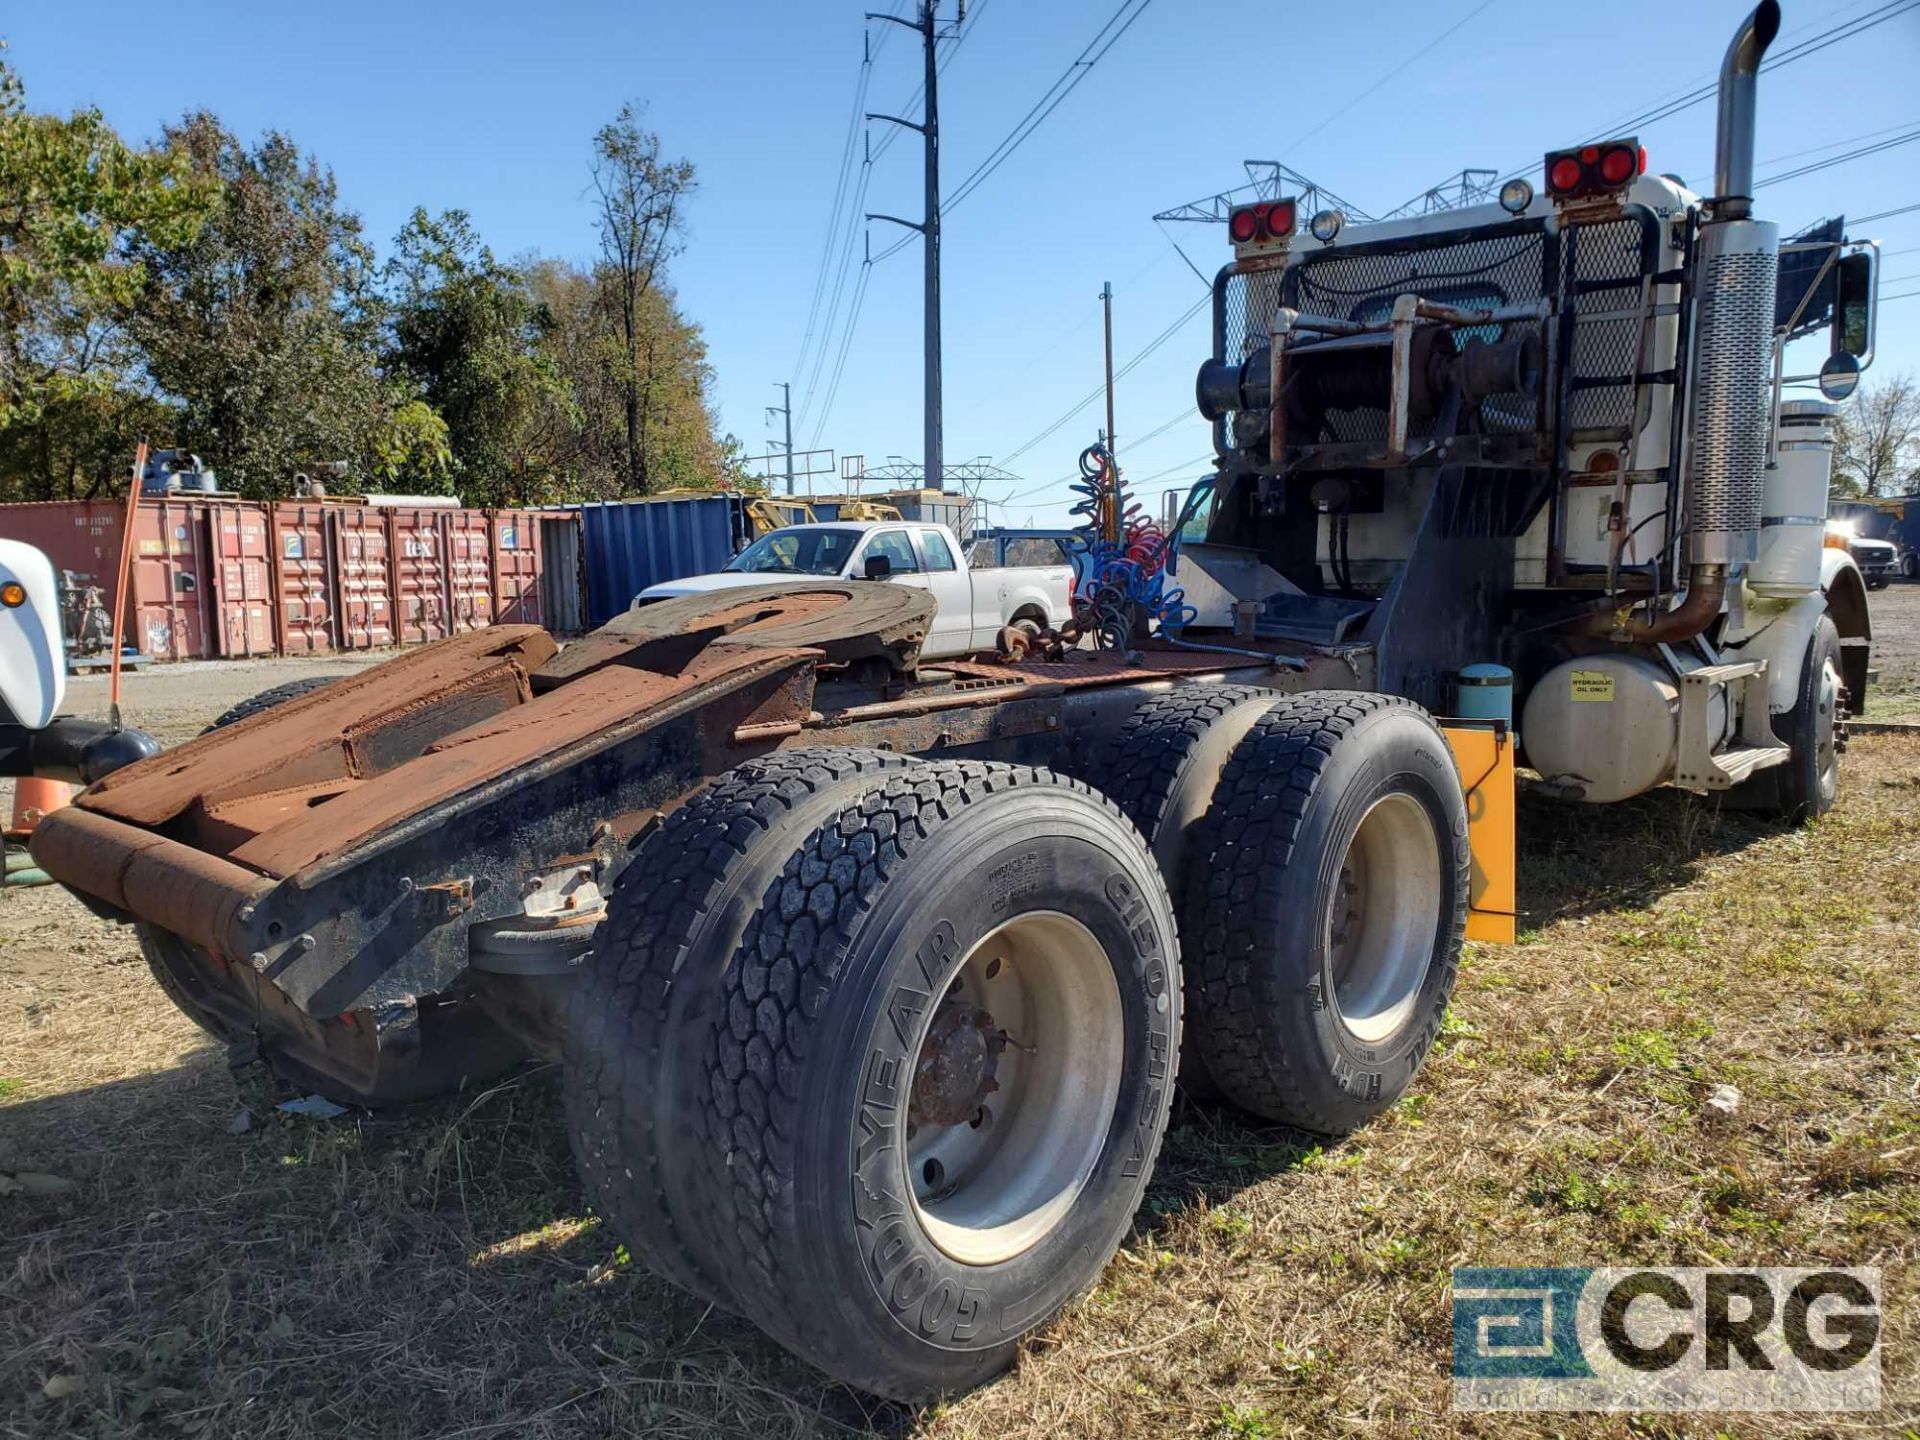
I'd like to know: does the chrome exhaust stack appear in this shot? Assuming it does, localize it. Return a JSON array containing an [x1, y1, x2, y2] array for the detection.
[[1713, 0, 1782, 221], [1685, 0, 1781, 572]]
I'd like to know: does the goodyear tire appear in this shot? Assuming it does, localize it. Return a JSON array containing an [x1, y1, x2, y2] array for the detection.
[[563, 748, 916, 1308], [1185, 693, 1467, 1134], [686, 762, 1180, 1400], [1099, 683, 1280, 1099]]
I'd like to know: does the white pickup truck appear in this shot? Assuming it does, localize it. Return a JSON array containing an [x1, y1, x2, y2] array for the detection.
[[635, 521, 1072, 660]]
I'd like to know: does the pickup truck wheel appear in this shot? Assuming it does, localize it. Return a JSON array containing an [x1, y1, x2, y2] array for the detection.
[[1185, 693, 1467, 1134], [686, 763, 1180, 1400], [562, 747, 916, 1309], [1099, 684, 1280, 1100]]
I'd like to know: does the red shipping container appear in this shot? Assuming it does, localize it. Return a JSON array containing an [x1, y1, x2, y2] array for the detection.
[[490, 510, 543, 626], [1, 496, 545, 661]]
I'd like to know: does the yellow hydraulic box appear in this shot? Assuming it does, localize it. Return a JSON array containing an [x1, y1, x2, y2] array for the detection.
[[1441, 720, 1516, 944]]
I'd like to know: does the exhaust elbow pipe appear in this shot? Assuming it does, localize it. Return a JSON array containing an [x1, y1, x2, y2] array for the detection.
[[1713, 0, 1782, 219], [1576, 565, 1728, 644]]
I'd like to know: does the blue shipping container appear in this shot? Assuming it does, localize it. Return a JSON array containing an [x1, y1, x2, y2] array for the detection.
[[560, 496, 743, 626]]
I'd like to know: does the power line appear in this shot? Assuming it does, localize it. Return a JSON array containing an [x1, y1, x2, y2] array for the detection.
[[874, 0, 1159, 264], [1493, 0, 1920, 183], [1755, 128, 1920, 189], [792, 34, 883, 391], [996, 293, 1208, 468], [797, 1, 988, 442], [1853, 200, 1920, 225], [1285, 0, 1500, 157]]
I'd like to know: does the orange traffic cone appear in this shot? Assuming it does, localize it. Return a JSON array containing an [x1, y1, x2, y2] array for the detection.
[[7, 777, 73, 839]]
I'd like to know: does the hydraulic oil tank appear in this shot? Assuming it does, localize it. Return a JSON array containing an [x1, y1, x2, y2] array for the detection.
[[1522, 654, 1728, 803], [1749, 399, 1838, 598]]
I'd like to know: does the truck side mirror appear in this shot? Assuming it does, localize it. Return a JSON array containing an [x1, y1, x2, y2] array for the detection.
[[863, 554, 893, 581], [1833, 249, 1875, 364]]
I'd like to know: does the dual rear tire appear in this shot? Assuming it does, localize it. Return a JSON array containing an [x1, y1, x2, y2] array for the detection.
[[564, 751, 1180, 1399], [569, 689, 1469, 1398], [1099, 685, 1469, 1133]]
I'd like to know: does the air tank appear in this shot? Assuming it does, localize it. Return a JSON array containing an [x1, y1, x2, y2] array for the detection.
[[1749, 399, 1838, 598]]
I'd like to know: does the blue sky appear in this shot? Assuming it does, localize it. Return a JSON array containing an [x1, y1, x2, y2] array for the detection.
[[9, 0, 1918, 525]]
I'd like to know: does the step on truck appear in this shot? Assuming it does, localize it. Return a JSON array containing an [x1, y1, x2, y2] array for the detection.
[[29, 0, 1877, 1401]]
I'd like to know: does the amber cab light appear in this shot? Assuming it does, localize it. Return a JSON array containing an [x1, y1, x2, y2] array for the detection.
[[0, 581, 25, 608]]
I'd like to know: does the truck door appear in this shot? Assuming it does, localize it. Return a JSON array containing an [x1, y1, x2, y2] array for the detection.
[[910, 527, 975, 655]]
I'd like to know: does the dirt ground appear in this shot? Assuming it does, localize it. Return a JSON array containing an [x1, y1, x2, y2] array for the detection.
[[3, 629, 1919, 1438], [1865, 580, 1920, 721]]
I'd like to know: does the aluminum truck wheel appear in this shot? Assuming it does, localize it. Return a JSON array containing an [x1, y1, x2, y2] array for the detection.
[[684, 762, 1179, 1400], [905, 912, 1124, 1265], [563, 748, 917, 1309], [1097, 684, 1282, 1100], [1185, 692, 1468, 1134]]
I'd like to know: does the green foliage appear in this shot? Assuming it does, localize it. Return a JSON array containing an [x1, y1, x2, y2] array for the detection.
[[0, 63, 738, 507], [385, 209, 574, 505], [0, 48, 215, 499], [126, 113, 388, 499]]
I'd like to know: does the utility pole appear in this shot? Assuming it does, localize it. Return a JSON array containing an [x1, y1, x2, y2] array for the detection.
[[766, 382, 795, 495], [1101, 280, 1116, 472], [866, 0, 953, 494]]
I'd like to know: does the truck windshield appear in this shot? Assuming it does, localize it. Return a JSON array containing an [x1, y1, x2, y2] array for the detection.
[[726, 528, 864, 576]]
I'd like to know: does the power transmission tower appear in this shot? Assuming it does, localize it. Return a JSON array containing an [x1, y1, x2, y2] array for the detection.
[[865, 1, 960, 494], [766, 382, 795, 494]]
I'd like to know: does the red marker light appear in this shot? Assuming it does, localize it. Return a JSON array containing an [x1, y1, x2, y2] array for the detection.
[[1580, 145, 1600, 163], [1229, 207, 1259, 242], [1548, 156, 1583, 194], [1599, 145, 1636, 186], [1264, 200, 1297, 238]]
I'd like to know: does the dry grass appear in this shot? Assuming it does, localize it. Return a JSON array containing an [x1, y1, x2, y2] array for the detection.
[[5, 730, 1920, 1438]]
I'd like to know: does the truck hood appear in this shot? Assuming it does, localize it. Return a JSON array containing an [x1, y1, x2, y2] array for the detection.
[[636, 571, 823, 604]]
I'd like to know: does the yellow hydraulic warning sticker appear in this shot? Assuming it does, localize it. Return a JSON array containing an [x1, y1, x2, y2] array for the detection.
[[1570, 669, 1615, 703]]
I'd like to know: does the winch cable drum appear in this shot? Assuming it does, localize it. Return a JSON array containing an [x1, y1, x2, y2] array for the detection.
[[1196, 324, 1542, 432]]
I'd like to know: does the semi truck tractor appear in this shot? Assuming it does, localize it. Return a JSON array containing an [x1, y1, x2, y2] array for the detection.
[[27, 0, 1874, 1401]]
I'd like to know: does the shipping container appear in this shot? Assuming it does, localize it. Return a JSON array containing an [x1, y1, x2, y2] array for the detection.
[[562, 496, 741, 627], [0, 497, 547, 661], [538, 514, 588, 634]]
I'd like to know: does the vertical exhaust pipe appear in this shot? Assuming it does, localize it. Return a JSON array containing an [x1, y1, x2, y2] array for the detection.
[[1713, 0, 1782, 220], [1581, 1, 1782, 642]]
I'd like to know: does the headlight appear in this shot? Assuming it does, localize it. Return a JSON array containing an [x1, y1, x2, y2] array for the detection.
[[1499, 178, 1534, 214], [1309, 209, 1344, 242]]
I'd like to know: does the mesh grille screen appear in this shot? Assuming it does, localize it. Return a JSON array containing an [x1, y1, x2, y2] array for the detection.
[[1214, 215, 1655, 447]]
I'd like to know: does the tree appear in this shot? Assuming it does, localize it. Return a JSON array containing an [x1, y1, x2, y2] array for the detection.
[[524, 255, 744, 500], [1832, 373, 1920, 498], [590, 104, 695, 494], [126, 113, 389, 498], [385, 209, 575, 505], [0, 49, 214, 500]]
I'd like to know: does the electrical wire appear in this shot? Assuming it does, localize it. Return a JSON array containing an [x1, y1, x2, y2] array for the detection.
[[997, 294, 1208, 468], [1852, 200, 1920, 225], [1755, 128, 1920, 189], [873, 0, 1159, 264], [1493, 0, 1920, 184]]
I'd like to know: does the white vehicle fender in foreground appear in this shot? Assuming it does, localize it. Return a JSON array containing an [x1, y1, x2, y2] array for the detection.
[[0, 539, 66, 730]]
